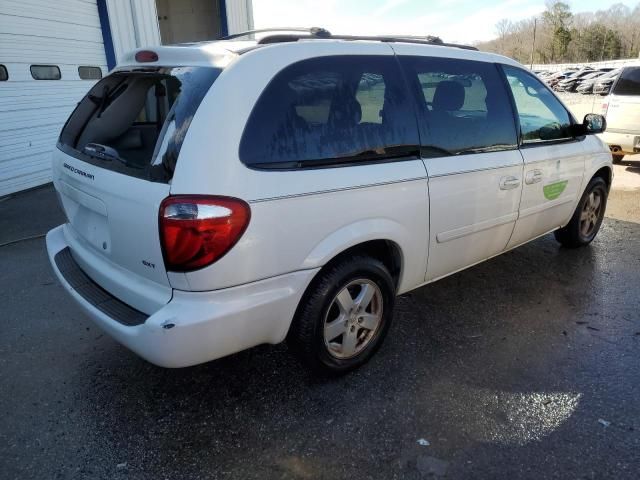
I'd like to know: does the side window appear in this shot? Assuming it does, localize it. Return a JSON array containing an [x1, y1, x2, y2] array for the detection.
[[399, 56, 517, 156], [30, 65, 61, 80], [502, 65, 572, 143], [612, 67, 640, 96], [78, 66, 102, 80], [239, 56, 419, 167], [0, 65, 7, 81]]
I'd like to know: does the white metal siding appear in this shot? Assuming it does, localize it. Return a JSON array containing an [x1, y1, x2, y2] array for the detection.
[[106, 0, 161, 64], [0, 0, 107, 197], [225, 0, 253, 34]]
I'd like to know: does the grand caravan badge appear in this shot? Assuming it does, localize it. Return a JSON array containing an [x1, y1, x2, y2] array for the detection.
[[63, 162, 95, 181]]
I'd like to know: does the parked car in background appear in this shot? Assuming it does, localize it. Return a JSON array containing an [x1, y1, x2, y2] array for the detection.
[[45, 32, 612, 373], [594, 70, 622, 95], [601, 65, 640, 163], [578, 69, 620, 95], [555, 70, 601, 92], [546, 69, 582, 88]]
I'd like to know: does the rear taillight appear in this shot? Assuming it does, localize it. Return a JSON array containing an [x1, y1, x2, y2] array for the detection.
[[135, 50, 158, 63], [159, 196, 251, 272]]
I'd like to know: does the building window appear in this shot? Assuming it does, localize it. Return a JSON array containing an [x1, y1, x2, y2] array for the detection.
[[30, 65, 61, 80], [78, 66, 102, 80], [0, 65, 7, 81]]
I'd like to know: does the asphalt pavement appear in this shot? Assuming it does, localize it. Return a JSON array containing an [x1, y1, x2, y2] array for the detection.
[[1, 160, 639, 479]]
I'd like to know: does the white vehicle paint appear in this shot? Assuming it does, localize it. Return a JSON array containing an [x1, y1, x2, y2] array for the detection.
[[46, 33, 613, 371]]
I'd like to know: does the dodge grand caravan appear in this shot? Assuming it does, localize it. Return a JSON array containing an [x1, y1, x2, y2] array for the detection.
[[47, 29, 612, 374]]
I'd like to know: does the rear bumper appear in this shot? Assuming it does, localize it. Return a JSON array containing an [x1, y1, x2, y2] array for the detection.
[[601, 131, 640, 155], [46, 225, 319, 367]]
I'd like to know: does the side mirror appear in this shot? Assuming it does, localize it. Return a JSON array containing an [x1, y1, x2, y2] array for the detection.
[[583, 113, 606, 134]]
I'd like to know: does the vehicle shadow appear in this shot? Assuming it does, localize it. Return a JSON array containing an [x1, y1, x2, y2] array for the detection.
[[72, 221, 638, 479], [623, 159, 640, 174]]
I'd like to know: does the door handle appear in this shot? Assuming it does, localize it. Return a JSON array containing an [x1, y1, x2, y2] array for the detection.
[[525, 169, 544, 185], [499, 176, 521, 190]]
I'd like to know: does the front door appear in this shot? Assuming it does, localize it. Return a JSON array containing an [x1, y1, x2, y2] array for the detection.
[[502, 66, 586, 249], [396, 53, 523, 282]]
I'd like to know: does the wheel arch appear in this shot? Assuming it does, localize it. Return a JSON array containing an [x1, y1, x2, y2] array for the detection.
[[285, 238, 404, 345], [592, 165, 613, 191], [317, 239, 404, 290], [300, 218, 417, 292]]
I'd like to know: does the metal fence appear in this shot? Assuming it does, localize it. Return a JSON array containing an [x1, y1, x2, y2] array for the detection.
[[531, 58, 640, 72]]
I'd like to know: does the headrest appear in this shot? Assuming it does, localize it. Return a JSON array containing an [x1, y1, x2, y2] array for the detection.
[[433, 81, 465, 112]]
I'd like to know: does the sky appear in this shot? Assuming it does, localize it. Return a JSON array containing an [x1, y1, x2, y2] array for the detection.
[[252, 0, 635, 45]]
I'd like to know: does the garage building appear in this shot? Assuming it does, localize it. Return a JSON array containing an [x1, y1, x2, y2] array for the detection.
[[0, 0, 253, 197]]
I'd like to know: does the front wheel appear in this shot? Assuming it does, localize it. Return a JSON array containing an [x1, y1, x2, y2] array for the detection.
[[554, 177, 608, 248], [612, 154, 624, 164], [287, 255, 395, 374]]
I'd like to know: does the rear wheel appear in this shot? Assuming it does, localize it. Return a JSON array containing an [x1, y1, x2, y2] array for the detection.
[[612, 154, 624, 164], [554, 177, 608, 248], [287, 255, 395, 374]]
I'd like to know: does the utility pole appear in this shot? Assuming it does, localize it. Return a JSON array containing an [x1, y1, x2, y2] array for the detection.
[[530, 18, 537, 69]]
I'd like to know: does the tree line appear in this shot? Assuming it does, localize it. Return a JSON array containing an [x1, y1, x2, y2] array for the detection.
[[476, 1, 640, 64]]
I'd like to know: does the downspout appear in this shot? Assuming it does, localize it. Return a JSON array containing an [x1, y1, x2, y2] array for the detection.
[[220, 0, 229, 37], [96, 0, 117, 70]]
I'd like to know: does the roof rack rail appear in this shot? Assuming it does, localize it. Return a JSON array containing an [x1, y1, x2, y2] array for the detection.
[[218, 27, 477, 51], [256, 32, 477, 51], [219, 27, 331, 41]]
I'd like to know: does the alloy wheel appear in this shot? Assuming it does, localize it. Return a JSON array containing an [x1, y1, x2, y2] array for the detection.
[[580, 190, 603, 238], [323, 279, 383, 359]]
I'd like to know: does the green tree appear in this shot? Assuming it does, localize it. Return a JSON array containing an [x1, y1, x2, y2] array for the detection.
[[542, 1, 573, 61]]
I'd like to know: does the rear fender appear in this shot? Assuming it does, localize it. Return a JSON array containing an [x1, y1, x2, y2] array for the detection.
[[301, 218, 421, 293]]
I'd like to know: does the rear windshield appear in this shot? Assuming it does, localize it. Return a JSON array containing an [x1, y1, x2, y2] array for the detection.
[[59, 66, 221, 182], [612, 67, 640, 96]]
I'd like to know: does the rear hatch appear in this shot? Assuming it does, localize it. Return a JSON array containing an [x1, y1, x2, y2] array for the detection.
[[54, 66, 221, 313], [606, 67, 640, 133]]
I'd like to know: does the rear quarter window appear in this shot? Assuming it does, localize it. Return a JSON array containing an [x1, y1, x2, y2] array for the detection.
[[613, 67, 640, 96], [239, 55, 420, 168]]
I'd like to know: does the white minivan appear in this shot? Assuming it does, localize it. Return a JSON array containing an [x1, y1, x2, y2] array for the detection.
[[601, 65, 640, 163], [47, 30, 612, 374]]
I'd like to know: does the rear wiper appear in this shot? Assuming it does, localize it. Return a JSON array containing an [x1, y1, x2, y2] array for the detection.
[[83, 143, 142, 169]]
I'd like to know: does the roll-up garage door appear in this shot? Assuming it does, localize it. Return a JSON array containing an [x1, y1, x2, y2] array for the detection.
[[0, 0, 107, 196]]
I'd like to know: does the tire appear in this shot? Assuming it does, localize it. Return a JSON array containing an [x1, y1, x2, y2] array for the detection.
[[612, 154, 624, 164], [554, 177, 608, 248], [287, 255, 395, 375]]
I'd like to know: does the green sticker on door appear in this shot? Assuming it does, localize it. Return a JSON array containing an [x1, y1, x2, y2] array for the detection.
[[543, 180, 568, 200]]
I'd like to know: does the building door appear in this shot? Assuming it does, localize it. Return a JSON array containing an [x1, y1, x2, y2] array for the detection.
[[0, 0, 107, 196], [157, 0, 222, 44]]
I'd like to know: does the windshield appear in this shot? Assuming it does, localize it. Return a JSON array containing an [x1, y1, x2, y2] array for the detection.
[[59, 66, 221, 183]]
